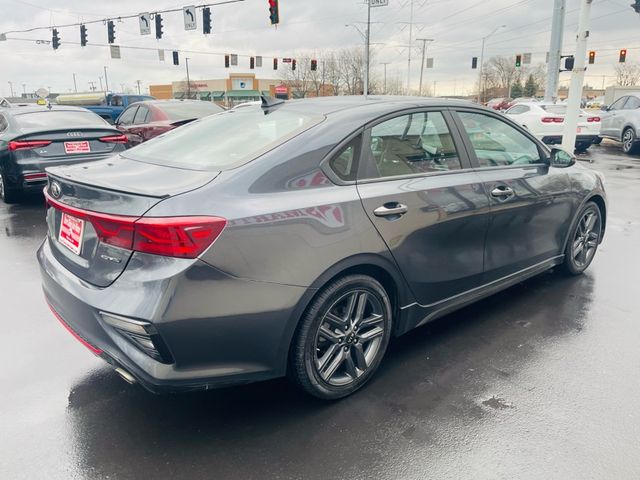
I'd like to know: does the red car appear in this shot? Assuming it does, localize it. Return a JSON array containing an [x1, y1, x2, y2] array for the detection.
[[115, 100, 224, 147], [486, 97, 513, 111]]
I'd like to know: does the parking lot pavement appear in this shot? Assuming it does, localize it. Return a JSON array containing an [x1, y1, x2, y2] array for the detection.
[[1, 142, 639, 480]]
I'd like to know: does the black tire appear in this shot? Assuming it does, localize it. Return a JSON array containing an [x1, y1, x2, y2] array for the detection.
[[622, 127, 640, 155], [290, 274, 393, 400], [0, 170, 20, 204], [575, 142, 591, 153], [560, 201, 602, 275], [592, 137, 603, 145]]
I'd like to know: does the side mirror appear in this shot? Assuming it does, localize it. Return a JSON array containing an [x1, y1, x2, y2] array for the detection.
[[549, 147, 576, 168], [600, 105, 609, 111]]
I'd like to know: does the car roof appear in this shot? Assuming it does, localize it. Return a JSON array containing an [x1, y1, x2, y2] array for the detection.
[[133, 99, 216, 106], [4, 105, 93, 116]]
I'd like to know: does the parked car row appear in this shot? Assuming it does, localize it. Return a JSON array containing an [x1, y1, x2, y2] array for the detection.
[[0, 99, 225, 203]]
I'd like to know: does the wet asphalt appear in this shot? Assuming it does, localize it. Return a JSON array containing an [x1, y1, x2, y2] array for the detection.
[[1, 142, 639, 480]]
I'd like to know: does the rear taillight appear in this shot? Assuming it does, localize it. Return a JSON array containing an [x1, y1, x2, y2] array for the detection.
[[541, 117, 564, 123], [8, 140, 52, 151], [99, 134, 128, 144], [45, 193, 226, 258], [587, 116, 600, 122]]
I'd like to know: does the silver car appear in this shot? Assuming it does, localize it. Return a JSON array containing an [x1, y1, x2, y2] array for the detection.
[[599, 94, 640, 154]]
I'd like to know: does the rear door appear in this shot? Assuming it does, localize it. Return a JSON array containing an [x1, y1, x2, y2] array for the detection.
[[452, 109, 574, 282], [356, 109, 490, 306]]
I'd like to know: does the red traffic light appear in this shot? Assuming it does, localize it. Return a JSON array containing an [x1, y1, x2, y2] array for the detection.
[[269, 0, 279, 25], [619, 49, 627, 63], [310, 59, 317, 71]]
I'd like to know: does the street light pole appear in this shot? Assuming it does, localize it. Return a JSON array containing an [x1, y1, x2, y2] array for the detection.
[[417, 38, 434, 96], [103, 66, 109, 92], [407, 0, 414, 93], [185, 58, 191, 99], [477, 25, 506, 104], [381, 62, 390, 94], [364, 0, 371, 96], [72, 73, 77, 93], [545, 0, 566, 102], [562, 0, 592, 152]]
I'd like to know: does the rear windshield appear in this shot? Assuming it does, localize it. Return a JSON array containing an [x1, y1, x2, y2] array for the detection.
[[541, 105, 567, 115], [158, 102, 224, 121], [15, 110, 105, 130], [122, 106, 324, 171]]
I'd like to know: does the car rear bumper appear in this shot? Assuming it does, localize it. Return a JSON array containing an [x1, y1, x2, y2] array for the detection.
[[37, 237, 310, 393], [540, 134, 599, 145]]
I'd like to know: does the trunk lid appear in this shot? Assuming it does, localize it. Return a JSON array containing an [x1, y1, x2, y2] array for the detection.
[[45, 158, 219, 287]]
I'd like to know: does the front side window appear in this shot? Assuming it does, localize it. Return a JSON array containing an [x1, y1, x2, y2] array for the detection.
[[364, 111, 462, 179], [609, 97, 627, 111], [624, 96, 640, 109], [457, 111, 542, 167]]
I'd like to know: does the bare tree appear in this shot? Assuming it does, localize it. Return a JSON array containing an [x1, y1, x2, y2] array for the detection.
[[615, 62, 640, 86], [282, 56, 313, 98], [483, 56, 518, 91]]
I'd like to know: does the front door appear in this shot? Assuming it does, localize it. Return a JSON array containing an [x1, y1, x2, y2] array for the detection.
[[356, 109, 490, 306], [601, 96, 627, 138], [453, 109, 574, 282]]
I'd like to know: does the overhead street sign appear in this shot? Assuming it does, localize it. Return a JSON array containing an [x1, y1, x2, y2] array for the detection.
[[282, 57, 292, 63], [110, 45, 121, 59], [370, 0, 389, 7], [426, 57, 434, 69], [139, 13, 151, 35], [158, 49, 165, 62], [523, 52, 532, 64], [183, 6, 197, 31]]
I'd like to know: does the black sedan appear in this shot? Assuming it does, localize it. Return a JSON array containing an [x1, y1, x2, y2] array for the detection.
[[38, 96, 606, 399], [0, 106, 126, 203]]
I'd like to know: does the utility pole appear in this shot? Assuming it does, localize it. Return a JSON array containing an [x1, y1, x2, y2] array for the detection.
[[98, 76, 103, 91], [8, 81, 14, 97], [544, 0, 566, 102], [407, 0, 414, 94], [136, 80, 141, 95], [381, 62, 390, 94], [103, 66, 109, 92], [417, 38, 434, 96], [185, 58, 191, 99], [477, 25, 506, 104], [364, 0, 371, 96], [562, 0, 592, 152]]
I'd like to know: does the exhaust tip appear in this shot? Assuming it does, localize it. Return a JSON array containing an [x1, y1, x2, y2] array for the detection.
[[114, 367, 137, 385]]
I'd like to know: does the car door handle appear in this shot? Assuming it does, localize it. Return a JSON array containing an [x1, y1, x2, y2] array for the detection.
[[374, 203, 408, 217], [490, 186, 514, 198]]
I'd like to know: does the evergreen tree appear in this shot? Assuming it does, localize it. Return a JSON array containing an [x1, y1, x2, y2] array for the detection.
[[524, 74, 537, 97], [511, 82, 523, 98]]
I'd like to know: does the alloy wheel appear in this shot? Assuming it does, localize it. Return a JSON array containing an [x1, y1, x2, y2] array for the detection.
[[572, 209, 601, 269], [623, 129, 634, 153], [314, 290, 386, 386]]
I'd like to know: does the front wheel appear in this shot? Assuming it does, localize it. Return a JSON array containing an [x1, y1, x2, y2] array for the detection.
[[560, 201, 602, 275], [622, 128, 640, 154], [290, 275, 392, 400]]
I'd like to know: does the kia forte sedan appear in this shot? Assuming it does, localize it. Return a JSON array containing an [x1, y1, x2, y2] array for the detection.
[[38, 96, 606, 399], [0, 106, 126, 203]]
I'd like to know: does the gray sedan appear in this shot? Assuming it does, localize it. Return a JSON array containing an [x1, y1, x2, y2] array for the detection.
[[599, 94, 640, 154], [38, 96, 607, 399]]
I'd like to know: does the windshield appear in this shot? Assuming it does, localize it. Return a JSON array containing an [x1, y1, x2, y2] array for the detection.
[[15, 110, 105, 130], [541, 105, 567, 115], [122, 106, 323, 171], [158, 102, 224, 121]]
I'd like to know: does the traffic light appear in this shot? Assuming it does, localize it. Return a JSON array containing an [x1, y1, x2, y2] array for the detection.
[[588, 50, 596, 64], [52, 28, 60, 50], [562, 55, 575, 71], [155, 14, 164, 39], [268, 0, 280, 25], [471, 56, 478, 69], [292, 59, 296, 71], [225, 54, 230, 68], [273, 58, 278, 70], [619, 49, 627, 63], [515, 54, 522, 67], [80, 24, 88, 47], [107, 20, 115, 44], [311, 59, 317, 71], [172, 51, 179, 65], [250, 57, 255, 69], [203, 7, 212, 34]]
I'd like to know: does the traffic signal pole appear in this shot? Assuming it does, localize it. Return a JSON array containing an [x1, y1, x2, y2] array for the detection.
[[364, 0, 370, 96], [561, 0, 592, 152], [544, 0, 566, 102]]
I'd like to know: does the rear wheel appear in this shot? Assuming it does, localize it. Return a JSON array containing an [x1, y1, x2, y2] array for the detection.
[[592, 137, 603, 145], [0, 170, 20, 204], [575, 142, 591, 153], [290, 275, 392, 400], [560, 201, 602, 275], [622, 127, 640, 154]]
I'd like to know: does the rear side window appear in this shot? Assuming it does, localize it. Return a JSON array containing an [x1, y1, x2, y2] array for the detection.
[[0, 114, 7, 132], [541, 105, 567, 115], [364, 111, 462, 179], [133, 106, 150, 124], [624, 96, 640, 109], [457, 111, 542, 167], [122, 107, 323, 171], [14, 111, 105, 130], [329, 136, 361, 182], [507, 105, 529, 114], [117, 106, 138, 125]]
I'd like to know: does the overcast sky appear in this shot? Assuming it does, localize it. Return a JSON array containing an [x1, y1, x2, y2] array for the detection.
[[0, 0, 638, 97]]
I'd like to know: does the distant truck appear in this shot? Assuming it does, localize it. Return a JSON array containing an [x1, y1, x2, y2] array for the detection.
[[55, 92, 154, 123], [604, 86, 640, 107]]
